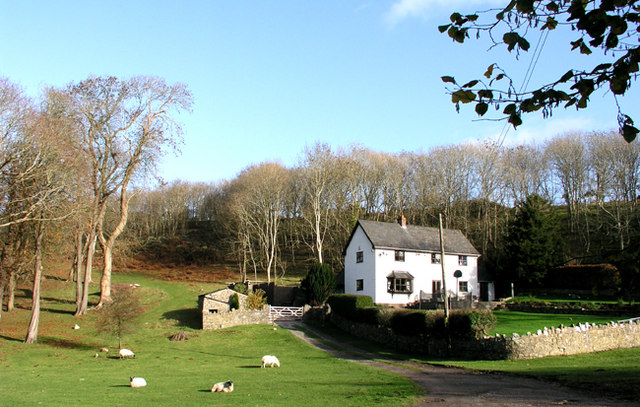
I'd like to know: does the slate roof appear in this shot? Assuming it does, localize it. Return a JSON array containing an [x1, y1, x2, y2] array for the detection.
[[354, 219, 480, 256]]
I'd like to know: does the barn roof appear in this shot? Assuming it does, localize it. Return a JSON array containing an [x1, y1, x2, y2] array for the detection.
[[352, 219, 479, 256]]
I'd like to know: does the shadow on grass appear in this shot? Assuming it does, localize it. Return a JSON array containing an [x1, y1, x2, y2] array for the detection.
[[0, 335, 22, 342], [162, 308, 200, 329], [40, 307, 75, 315], [239, 365, 262, 369], [42, 296, 76, 305], [39, 336, 97, 350]]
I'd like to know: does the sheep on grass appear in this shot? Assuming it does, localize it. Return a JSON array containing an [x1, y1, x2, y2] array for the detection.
[[130, 377, 147, 388], [119, 348, 135, 359], [211, 380, 234, 393], [261, 355, 280, 368]]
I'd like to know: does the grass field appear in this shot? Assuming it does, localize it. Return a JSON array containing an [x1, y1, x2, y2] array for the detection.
[[2, 268, 639, 405], [0, 271, 420, 407], [490, 310, 635, 336]]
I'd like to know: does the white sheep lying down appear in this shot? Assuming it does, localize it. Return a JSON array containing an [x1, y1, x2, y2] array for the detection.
[[130, 377, 147, 388], [211, 380, 234, 392], [119, 348, 135, 359], [261, 355, 280, 368]]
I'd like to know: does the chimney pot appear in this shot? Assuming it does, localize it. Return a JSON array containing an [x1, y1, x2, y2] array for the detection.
[[398, 215, 407, 228]]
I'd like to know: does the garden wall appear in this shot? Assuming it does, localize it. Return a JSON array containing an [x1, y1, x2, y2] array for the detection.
[[327, 313, 640, 360], [202, 308, 271, 330]]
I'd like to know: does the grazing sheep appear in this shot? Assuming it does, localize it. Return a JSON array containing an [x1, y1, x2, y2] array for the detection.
[[93, 353, 100, 358], [129, 377, 147, 388], [119, 348, 135, 359], [73, 324, 80, 330], [211, 380, 234, 393], [261, 355, 280, 368], [100, 347, 109, 353]]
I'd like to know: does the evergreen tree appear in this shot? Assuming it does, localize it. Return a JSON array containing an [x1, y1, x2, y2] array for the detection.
[[301, 263, 336, 306], [504, 194, 561, 289]]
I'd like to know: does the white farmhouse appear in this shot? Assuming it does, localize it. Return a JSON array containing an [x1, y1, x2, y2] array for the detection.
[[344, 216, 487, 306]]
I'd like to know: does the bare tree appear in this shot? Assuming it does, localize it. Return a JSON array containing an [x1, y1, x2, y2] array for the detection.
[[298, 142, 336, 264], [227, 162, 290, 283], [64, 76, 192, 313]]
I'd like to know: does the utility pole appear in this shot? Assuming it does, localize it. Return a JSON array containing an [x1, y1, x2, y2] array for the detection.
[[439, 213, 450, 323]]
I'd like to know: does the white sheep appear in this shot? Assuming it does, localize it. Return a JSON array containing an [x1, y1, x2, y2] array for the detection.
[[119, 348, 135, 359], [261, 355, 280, 368], [211, 380, 234, 393], [129, 377, 147, 388]]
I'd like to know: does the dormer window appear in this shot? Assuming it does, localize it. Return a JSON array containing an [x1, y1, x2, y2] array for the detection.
[[395, 250, 405, 262]]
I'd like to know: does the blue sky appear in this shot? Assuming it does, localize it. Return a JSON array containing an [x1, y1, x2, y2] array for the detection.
[[1, 1, 636, 184]]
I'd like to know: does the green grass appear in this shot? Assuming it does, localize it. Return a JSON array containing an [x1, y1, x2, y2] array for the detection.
[[490, 310, 634, 336], [304, 314, 640, 402], [441, 348, 640, 400], [0, 271, 420, 407]]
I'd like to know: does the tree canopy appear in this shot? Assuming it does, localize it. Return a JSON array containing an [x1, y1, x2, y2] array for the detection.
[[440, 0, 640, 142]]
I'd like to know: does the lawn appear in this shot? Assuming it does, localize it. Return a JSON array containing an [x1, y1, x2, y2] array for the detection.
[[442, 347, 640, 400], [0, 271, 420, 407], [489, 310, 635, 336]]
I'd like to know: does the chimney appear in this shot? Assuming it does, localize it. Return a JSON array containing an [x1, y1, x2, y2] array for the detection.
[[398, 215, 407, 228]]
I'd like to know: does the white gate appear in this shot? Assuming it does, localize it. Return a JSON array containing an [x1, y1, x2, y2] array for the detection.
[[270, 306, 304, 321]]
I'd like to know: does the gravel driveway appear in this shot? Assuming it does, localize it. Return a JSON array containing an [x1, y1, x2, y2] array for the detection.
[[276, 321, 638, 407]]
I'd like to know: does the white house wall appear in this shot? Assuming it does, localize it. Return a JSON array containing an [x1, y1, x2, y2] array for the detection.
[[344, 226, 377, 301]]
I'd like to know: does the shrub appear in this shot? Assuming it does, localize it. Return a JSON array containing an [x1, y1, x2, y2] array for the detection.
[[232, 282, 249, 295], [230, 293, 240, 310], [301, 263, 337, 305], [390, 310, 444, 337], [327, 294, 374, 320], [246, 289, 266, 310], [448, 309, 497, 339], [357, 307, 380, 325]]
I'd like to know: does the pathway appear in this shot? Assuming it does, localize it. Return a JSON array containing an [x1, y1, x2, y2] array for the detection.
[[276, 321, 638, 407]]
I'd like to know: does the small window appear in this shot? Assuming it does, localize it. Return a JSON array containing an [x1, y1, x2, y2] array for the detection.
[[395, 250, 405, 262], [431, 253, 441, 264], [208, 309, 218, 314], [356, 279, 364, 291], [356, 251, 363, 263], [459, 281, 468, 293], [458, 255, 468, 266]]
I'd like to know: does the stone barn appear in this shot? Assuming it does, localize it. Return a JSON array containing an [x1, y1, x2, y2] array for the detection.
[[198, 288, 270, 330]]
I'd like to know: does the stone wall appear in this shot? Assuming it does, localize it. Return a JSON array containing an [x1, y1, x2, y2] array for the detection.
[[327, 313, 640, 360], [202, 307, 271, 330]]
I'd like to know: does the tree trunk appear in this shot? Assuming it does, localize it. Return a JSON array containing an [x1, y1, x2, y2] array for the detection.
[[97, 187, 133, 308], [0, 276, 6, 320], [25, 223, 44, 344], [75, 230, 85, 312], [6, 270, 15, 311], [76, 230, 96, 316]]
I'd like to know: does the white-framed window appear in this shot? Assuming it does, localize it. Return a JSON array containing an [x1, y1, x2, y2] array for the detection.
[[459, 281, 468, 293], [395, 250, 405, 262], [356, 279, 364, 291], [356, 251, 363, 263], [431, 253, 441, 264], [458, 255, 467, 266]]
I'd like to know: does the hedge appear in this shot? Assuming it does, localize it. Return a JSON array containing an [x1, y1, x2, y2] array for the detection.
[[326, 294, 496, 339], [327, 294, 374, 320]]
